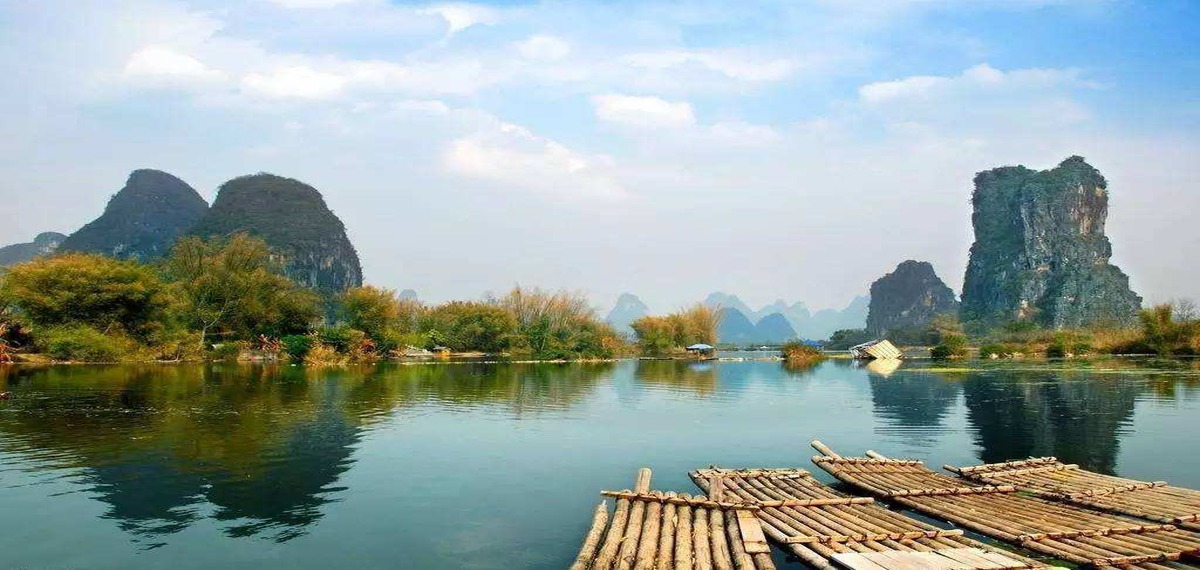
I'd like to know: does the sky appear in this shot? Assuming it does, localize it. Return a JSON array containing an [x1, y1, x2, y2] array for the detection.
[[1, 0, 1197, 313]]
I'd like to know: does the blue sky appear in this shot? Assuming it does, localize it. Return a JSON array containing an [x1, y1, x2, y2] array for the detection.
[[1, 0, 1197, 313]]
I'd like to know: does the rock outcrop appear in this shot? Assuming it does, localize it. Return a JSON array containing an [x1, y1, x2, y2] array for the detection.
[[59, 169, 209, 260], [605, 293, 649, 335], [0, 232, 66, 266], [867, 260, 959, 335], [960, 156, 1141, 328], [187, 173, 362, 296]]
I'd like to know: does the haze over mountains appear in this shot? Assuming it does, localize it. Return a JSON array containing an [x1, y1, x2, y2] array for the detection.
[[601, 291, 869, 343]]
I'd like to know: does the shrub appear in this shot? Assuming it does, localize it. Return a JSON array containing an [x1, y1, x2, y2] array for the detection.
[[979, 343, 1017, 358], [1045, 342, 1067, 358], [38, 325, 130, 362], [304, 342, 347, 365], [281, 334, 313, 361], [931, 333, 968, 360], [781, 341, 825, 363]]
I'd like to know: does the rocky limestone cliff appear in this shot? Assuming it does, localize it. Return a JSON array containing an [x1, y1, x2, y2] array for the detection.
[[59, 169, 209, 260], [187, 173, 362, 296], [867, 260, 959, 335], [0, 232, 66, 266], [605, 293, 649, 335], [960, 156, 1141, 328]]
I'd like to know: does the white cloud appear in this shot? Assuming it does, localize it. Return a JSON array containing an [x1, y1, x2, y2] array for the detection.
[[623, 50, 795, 82], [515, 35, 571, 61], [592, 94, 696, 128], [417, 3, 498, 35], [264, 0, 359, 7], [445, 122, 626, 200], [241, 65, 346, 99], [860, 63, 1085, 103], [123, 45, 226, 85]]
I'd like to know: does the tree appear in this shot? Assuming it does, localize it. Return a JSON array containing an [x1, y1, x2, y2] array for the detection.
[[630, 304, 720, 355], [340, 286, 400, 341], [495, 286, 620, 358], [0, 253, 169, 338], [422, 301, 516, 352], [163, 234, 320, 348]]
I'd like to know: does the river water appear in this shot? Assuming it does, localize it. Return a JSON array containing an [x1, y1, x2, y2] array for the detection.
[[1, 358, 1198, 568]]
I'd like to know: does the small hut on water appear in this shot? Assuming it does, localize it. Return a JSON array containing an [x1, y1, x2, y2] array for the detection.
[[849, 339, 902, 360], [685, 343, 716, 358]]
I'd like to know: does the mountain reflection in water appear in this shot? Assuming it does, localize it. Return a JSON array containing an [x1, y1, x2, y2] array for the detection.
[[0, 359, 1198, 569]]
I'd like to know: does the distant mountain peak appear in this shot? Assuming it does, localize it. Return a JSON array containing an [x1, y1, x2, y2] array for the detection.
[[0, 231, 67, 267], [59, 169, 209, 261], [187, 173, 362, 296], [605, 292, 649, 335]]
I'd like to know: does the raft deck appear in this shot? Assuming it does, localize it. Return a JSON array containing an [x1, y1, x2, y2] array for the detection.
[[946, 457, 1200, 533], [688, 466, 1044, 570], [810, 441, 1200, 569], [571, 468, 776, 570]]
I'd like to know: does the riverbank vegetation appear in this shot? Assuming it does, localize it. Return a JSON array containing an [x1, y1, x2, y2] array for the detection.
[[827, 302, 1198, 360], [629, 304, 719, 356], [0, 235, 623, 363]]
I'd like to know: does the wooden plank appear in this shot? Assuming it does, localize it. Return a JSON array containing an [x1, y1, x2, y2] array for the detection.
[[913, 551, 969, 570], [735, 510, 769, 554], [829, 552, 892, 570], [975, 550, 1034, 569], [865, 550, 961, 570], [934, 548, 1003, 569]]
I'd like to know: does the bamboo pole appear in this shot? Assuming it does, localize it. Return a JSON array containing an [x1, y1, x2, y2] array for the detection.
[[570, 501, 610, 570], [654, 492, 678, 570], [633, 493, 663, 570], [693, 507, 714, 570], [710, 509, 734, 570], [674, 495, 693, 570], [616, 469, 654, 570]]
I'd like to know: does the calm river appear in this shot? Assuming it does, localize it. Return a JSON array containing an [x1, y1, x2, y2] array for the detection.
[[2, 359, 1199, 568]]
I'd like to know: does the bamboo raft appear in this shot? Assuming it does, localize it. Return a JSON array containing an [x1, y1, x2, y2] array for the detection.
[[571, 468, 776, 570], [810, 441, 1200, 569], [945, 458, 1200, 533], [688, 466, 1043, 570]]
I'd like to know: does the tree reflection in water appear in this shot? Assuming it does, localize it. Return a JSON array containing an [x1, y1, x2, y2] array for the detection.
[[0, 362, 613, 546]]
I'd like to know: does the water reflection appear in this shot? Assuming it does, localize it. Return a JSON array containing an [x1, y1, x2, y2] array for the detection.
[[2, 359, 1200, 568], [869, 372, 961, 446], [959, 369, 1139, 473], [0, 362, 614, 546]]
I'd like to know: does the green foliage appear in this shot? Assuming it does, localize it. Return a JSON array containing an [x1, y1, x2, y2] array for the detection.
[[823, 329, 873, 350], [781, 341, 825, 363], [281, 334, 314, 361], [931, 333, 969, 359], [38, 324, 132, 362], [497, 287, 620, 359], [630, 304, 719, 356], [340, 286, 400, 341], [164, 234, 321, 347], [1135, 302, 1199, 356], [0, 253, 169, 338], [422, 301, 516, 353]]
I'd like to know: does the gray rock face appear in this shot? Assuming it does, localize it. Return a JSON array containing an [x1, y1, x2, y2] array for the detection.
[[867, 260, 958, 335], [187, 173, 362, 296], [59, 169, 209, 261], [0, 232, 66, 266], [960, 156, 1141, 328]]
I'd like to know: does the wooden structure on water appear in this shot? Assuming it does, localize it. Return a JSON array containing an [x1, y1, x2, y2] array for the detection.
[[688, 466, 1042, 570], [810, 440, 1200, 569], [848, 340, 902, 360], [947, 458, 1200, 533], [571, 468, 776, 570]]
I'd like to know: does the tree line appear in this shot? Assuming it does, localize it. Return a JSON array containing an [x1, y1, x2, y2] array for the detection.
[[0, 234, 625, 363]]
